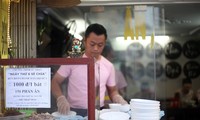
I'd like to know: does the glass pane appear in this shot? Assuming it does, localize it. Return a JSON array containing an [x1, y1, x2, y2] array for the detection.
[[85, 4, 166, 98], [0, 63, 90, 119], [84, 5, 166, 120], [36, 3, 200, 120]]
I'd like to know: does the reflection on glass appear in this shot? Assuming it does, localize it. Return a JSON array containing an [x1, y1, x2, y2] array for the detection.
[[0, 63, 91, 120]]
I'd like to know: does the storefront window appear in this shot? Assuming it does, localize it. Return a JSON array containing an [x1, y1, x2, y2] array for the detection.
[[37, 3, 200, 119], [0, 58, 95, 120], [1, 2, 199, 120]]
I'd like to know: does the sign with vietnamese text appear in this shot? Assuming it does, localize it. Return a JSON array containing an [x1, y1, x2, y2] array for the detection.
[[6, 68, 51, 108]]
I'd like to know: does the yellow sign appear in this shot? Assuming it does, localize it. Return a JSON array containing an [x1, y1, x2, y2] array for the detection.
[[2, 0, 9, 11], [124, 6, 134, 40], [134, 5, 147, 40], [0, 0, 2, 9], [1, 10, 8, 58], [0, 0, 9, 58]]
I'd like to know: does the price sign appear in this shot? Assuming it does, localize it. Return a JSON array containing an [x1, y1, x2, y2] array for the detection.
[[126, 62, 145, 80], [6, 68, 51, 108], [146, 42, 163, 59], [183, 61, 200, 78], [183, 40, 199, 59], [165, 41, 182, 59], [165, 62, 181, 79], [146, 61, 164, 78], [127, 43, 144, 59]]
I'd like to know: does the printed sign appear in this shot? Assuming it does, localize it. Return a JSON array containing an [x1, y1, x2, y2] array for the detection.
[[165, 62, 181, 79], [127, 43, 144, 59], [146, 61, 163, 78], [6, 68, 51, 108], [126, 62, 145, 80], [165, 41, 182, 59], [146, 42, 163, 59], [183, 40, 199, 59], [183, 61, 200, 78]]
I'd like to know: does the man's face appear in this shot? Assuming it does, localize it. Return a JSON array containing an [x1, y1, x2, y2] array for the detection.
[[182, 83, 192, 93], [84, 32, 106, 59]]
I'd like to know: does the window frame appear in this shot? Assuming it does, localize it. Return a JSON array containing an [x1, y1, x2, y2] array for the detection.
[[0, 58, 95, 120]]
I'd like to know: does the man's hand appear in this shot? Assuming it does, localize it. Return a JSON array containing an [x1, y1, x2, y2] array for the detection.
[[57, 95, 70, 114], [112, 94, 128, 105]]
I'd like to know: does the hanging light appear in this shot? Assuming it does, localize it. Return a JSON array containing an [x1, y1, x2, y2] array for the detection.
[[41, 0, 81, 8]]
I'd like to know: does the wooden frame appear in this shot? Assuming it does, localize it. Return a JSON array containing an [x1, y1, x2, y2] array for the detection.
[[0, 58, 95, 120]]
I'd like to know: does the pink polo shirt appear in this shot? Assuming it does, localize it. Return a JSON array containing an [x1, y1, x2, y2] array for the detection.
[[57, 54, 116, 109]]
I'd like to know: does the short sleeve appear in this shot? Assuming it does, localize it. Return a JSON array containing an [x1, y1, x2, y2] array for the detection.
[[57, 65, 71, 78], [106, 64, 116, 86]]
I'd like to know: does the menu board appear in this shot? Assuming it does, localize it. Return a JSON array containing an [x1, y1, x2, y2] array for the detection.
[[183, 40, 199, 59], [165, 41, 182, 59], [183, 61, 200, 78], [146, 61, 163, 78], [126, 62, 144, 80], [165, 62, 182, 79], [127, 43, 144, 59], [6, 68, 51, 108], [146, 42, 163, 59]]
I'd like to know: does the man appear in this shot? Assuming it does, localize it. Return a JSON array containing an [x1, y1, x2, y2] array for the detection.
[[51, 23, 127, 116], [174, 77, 196, 108]]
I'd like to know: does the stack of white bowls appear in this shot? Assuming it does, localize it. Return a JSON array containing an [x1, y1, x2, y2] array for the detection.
[[130, 99, 160, 120]]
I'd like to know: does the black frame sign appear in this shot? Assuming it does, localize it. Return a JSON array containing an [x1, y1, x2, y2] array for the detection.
[[165, 41, 182, 59], [183, 61, 200, 78], [183, 40, 200, 59], [165, 62, 182, 79]]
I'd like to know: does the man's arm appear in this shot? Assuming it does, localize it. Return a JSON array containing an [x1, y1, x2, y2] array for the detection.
[[107, 85, 128, 104], [107, 85, 119, 99], [51, 72, 70, 114], [51, 72, 66, 99]]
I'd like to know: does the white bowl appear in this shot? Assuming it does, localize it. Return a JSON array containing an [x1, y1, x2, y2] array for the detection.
[[130, 104, 160, 110], [109, 103, 121, 110], [132, 116, 159, 120], [130, 110, 165, 120], [130, 101, 160, 108], [120, 104, 130, 112], [131, 113, 159, 118], [130, 99, 160, 105], [131, 107, 160, 113], [99, 111, 130, 120], [100, 109, 119, 114]]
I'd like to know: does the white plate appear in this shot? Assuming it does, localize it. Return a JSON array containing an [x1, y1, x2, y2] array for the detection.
[[130, 99, 160, 105], [100, 111, 130, 120], [52, 111, 76, 118]]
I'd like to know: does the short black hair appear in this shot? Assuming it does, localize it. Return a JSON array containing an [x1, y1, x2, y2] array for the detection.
[[182, 77, 192, 85], [85, 23, 107, 40]]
